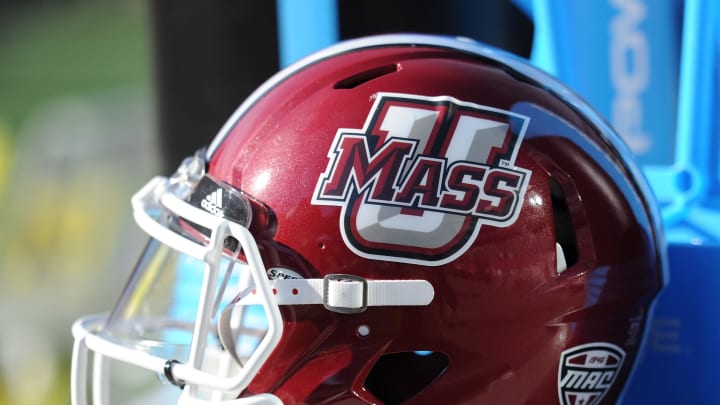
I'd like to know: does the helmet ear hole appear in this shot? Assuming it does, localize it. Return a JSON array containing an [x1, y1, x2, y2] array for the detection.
[[549, 177, 579, 269], [364, 351, 449, 404]]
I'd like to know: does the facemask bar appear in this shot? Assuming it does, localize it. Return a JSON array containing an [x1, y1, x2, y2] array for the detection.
[[71, 168, 284, 404]]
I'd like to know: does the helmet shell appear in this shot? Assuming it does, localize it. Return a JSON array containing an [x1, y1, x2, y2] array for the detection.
[[208, 36, 664, 404]]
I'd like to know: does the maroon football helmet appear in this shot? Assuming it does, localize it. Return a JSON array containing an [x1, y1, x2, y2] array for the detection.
[[72, 34, 665, 405]]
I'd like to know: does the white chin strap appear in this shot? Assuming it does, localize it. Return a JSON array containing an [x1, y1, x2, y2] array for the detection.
[[235, 275, 435, 314]]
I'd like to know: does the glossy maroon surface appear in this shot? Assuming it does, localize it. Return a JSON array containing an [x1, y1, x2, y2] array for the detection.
[[209, 42, 663, 404]]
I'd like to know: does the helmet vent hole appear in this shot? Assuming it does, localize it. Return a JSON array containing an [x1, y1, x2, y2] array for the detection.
[[364, 351, 448, 404], [334, 64, 399, 89], [549, 178, 578, 269]]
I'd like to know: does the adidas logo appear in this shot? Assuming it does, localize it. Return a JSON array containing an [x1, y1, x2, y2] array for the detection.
[[201, 188, 224, 217]]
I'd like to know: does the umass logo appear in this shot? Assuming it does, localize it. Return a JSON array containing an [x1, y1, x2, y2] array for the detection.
[[312, 93, 532, 265]]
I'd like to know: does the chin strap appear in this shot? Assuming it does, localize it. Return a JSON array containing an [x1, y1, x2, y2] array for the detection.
[[234, 274, 435, 314]]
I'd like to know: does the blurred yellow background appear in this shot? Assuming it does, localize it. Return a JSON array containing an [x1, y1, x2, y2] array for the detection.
[[0, 1, 158, 404]]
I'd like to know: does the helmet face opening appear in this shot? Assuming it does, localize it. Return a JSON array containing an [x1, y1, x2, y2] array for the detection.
[[72, 34, 665, 405], [100, 155, 275, 374], [102, 237, 268, 368]]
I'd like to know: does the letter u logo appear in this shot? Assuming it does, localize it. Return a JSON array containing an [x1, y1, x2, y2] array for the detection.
[[312, 93, 531, 265]]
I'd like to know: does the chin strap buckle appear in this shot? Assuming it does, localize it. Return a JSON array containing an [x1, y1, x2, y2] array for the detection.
[[323, 274, 369, 314]]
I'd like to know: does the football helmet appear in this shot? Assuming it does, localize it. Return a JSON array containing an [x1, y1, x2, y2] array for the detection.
[[72, 34, 666, 404]]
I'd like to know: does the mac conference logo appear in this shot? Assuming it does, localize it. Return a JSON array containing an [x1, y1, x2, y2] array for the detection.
[[312, 93, 532, 265], [557, 343, 626, 405]]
